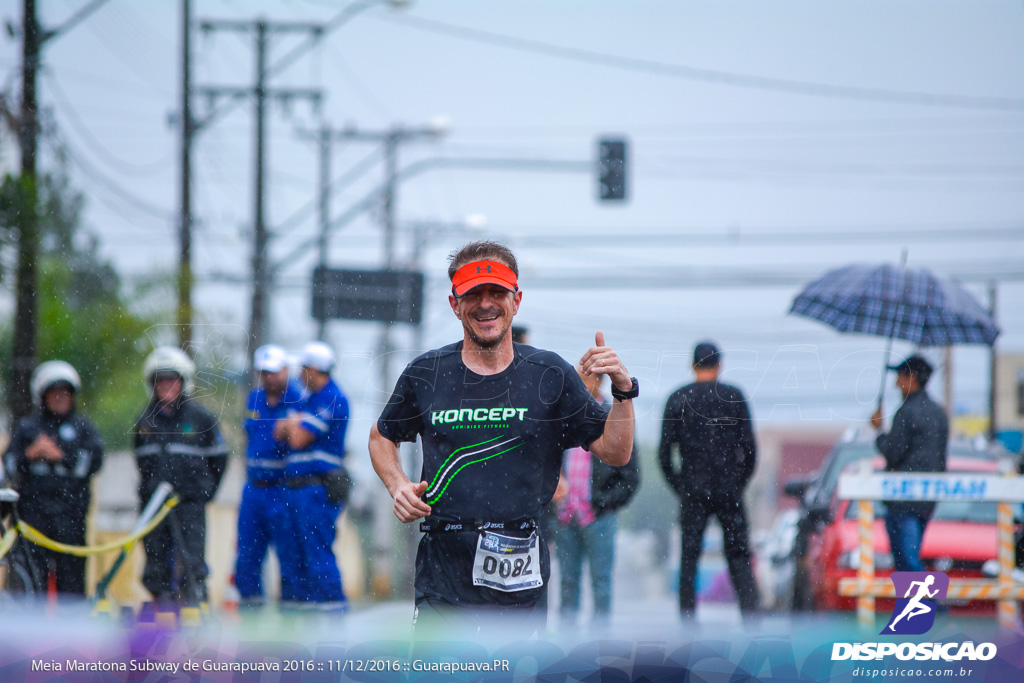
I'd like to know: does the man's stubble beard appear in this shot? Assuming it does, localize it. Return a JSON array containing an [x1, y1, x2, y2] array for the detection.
[[464, 318, 510, 350]]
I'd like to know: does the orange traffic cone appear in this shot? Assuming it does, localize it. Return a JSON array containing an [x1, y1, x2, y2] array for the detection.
[[46, 566, 57, 616], [222, 574, 240, 618]]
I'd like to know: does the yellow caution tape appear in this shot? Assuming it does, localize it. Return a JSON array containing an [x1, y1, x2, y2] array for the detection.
[[0, 526, 16, 561], [16, 496, 179, 557]]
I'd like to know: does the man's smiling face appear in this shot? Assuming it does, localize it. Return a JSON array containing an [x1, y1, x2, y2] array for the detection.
[[450, 283, 522, 349]]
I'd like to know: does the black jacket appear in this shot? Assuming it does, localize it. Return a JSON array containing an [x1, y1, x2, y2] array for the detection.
[[876, 389, 948, 518], [133, 398, 228, 504], [659, 380, 757, 501], [3, 408, 104, 517], [590, 450, 640, 517]]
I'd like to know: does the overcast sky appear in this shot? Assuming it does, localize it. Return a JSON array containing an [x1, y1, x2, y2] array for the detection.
[[1, 0, 1022, 450]]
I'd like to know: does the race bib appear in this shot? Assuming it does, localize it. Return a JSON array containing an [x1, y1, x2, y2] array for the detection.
[[471, 531, 543, 592]]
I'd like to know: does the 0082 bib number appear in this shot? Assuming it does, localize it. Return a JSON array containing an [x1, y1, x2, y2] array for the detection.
[[471, 531, 543, 592]]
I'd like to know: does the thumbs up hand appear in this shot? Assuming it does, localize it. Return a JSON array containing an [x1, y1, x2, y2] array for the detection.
[[580, 330, 631, 392]]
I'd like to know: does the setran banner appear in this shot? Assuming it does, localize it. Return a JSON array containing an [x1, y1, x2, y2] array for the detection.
[[837, 473, 1024, 503]]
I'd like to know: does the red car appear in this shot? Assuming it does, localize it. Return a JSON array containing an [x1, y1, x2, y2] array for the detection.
[[807, 456, 1007, 613]]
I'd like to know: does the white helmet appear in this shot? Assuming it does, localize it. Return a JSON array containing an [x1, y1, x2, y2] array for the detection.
[[30, 360, 82, 406], [298, 341, 335, 373], [143, 346, 196, 398], [253, 344, 291, 373]]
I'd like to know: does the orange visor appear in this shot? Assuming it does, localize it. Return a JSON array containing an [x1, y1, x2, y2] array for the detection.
[[451, 260, 518, 297]]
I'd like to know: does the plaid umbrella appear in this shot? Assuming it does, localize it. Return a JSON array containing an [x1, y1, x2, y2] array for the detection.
[[789, 263, 999, 346]]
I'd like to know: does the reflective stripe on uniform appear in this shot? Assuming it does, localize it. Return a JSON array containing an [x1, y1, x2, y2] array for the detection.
[[133, 443, 162, 457], [136, 442, 228, 458], [285, 451, 344, 468], [297, 412, 329, 434], [247, 458, 285, 469]]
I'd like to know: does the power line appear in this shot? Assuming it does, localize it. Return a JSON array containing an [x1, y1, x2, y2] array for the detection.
[[322, 40, 394, 119], [44, 130, 176, 222], [272, 155, 591, 272], [273, 141, 380, 236], [520, 262, 1024, 289], [194, 0, 387, 134], [194, 260, 1024, 290], [485, 223, 1024, 246], [453, 116, 1024, 139], [83, 6, 169, 94], [373, 13, 1024, 112], [641, 155, 1024, 179], [42, 69, 172, 175]]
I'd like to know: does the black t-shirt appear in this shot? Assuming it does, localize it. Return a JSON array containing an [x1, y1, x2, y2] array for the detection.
[[377, 341, 608, 606]]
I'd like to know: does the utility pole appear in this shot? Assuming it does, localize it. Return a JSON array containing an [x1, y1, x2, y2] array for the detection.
[[316, 124, 331, 341], [197, 18, 322, 371], [295, 121, 445, 597], [11, 0, 42, 421], [178, 0, 193, 350], [296, 123, 349, 341], [295, 122, 446, 342], [988, 282, 998, 440], [10, 0, 109, 420]]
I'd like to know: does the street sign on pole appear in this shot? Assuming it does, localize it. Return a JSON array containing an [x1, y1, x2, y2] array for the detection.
[[311, 267, 424, 325]]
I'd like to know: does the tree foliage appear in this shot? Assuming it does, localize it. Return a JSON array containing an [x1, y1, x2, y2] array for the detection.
[[0, 165, 160, 449]]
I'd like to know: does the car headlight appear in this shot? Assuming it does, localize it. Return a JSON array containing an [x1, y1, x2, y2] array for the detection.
[[839, 550, 894, 570]]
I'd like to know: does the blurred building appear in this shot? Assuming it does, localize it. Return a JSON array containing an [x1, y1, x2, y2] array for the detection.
[[995, 352, 1024, 451], [748, 426, 846, 526]]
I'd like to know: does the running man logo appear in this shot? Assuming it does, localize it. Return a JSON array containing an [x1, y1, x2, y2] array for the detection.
[[882, 571, 949, 635]]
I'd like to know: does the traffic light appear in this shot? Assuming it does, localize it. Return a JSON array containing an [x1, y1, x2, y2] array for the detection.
[[597, 137, 627, 201]]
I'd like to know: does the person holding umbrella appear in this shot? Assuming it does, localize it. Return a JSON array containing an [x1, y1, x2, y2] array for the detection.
[[870, 355, 948, 573]]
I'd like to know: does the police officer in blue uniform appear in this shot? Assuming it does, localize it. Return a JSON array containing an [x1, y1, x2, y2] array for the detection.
[[235, 344, 307, 606], [273, 341, 351, 611]]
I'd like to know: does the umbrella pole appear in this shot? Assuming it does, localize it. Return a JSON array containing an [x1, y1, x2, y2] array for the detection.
[[877, 249, 909, 412], [877, 335, 895, 412]]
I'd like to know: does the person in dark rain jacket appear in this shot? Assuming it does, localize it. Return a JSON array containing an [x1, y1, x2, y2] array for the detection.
[[555, 369, 640, 626], [4, 361, 103, 598], [133, 346, 228, 604], [871, 355, 948, 572], [659, 341, 760, 618]]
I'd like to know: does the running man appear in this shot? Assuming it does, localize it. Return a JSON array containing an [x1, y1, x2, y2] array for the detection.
[[369, 240, 637, 634], [888, 575, 939, 631]]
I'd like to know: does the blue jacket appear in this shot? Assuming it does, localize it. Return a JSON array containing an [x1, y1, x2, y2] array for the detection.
[[285, 378, 349, 477], [245, 380, 306, 482]]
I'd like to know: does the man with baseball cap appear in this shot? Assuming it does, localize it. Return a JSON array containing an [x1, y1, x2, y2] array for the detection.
[[871, 354, 948, 572], [659, 340, 761, 619], [369, 240, 637, 636], [234, 345, 306, 607], [272, 341, 351, 611]]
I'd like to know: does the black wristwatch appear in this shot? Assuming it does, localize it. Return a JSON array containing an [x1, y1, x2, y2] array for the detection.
[[610, 376, 639, 402]]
